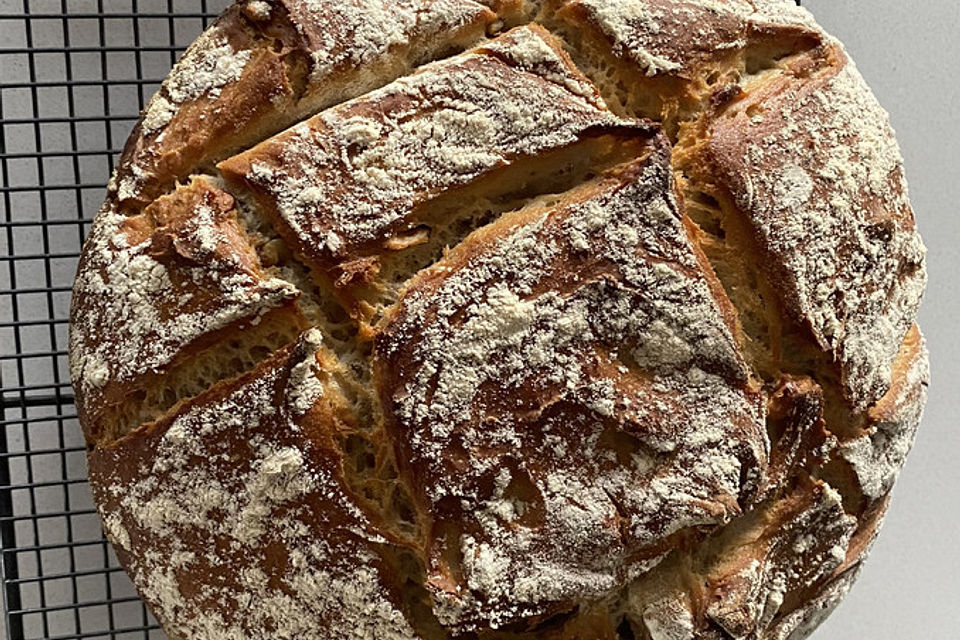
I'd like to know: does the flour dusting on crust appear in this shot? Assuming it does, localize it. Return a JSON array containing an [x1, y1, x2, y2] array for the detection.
[[566, 0, 821, 78], [707, 53, 927, 410], [376, 148, 768, 630], [70, 179, 299, 433], [121, 0, 496, 205], [838, 327, 928, 500], [88, 344, 419, 640], [76, 2, 929, 639], [289, 0, 493, 80], [221, 26, 641, 274], [141, 31, 252, 135]]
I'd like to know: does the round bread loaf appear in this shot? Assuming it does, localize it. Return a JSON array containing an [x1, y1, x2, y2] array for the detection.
[[70, 1, 929, 639]]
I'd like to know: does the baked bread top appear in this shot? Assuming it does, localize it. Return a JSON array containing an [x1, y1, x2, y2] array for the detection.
[[71, 2, 928, 639]]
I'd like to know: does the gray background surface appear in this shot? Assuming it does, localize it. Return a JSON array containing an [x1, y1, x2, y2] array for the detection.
[[0, 1, 957, 638]]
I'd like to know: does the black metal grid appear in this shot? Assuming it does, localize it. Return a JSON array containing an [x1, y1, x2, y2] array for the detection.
[[0, 2, 231, 638]]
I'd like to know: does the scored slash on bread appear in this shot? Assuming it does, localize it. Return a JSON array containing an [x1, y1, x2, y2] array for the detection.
[[70, 177, 305, 445], [87, 332, 422, 640], [70, 1, 930, 639], [114, 0, 507, 207], [691, 47, 926, 414], [375, 144, 770, 631], [218, 24, 653, 333], [547, 0, 824, 134]]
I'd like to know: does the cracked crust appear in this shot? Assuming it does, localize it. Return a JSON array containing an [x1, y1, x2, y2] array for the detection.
[[218, 25, 650, 328], [112, 0, 499, 207], [87, 332, 420, 640], [544, 0, 825, 136], [70, 177, 304, 444], [697, 45, 926, 413], [552, 0, 822, 78], [71, 1, 929, 639], [375, 147, 769, 632]]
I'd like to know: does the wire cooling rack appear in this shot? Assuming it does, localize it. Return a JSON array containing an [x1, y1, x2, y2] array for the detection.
[[0, 2, 231, 638], [0, 1, 806, 639]]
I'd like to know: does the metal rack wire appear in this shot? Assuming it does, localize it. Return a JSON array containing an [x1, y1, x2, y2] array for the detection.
[[0, 3, 231, 638]]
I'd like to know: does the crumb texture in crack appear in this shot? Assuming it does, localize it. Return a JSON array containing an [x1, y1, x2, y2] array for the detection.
[[87, 334, 421, 640], [549, 0, 821, 77], [114, 0, 500, 206], [544, 0, 824, 135], [835, 325, 929, 502], [280, 0, 499, 81], [218, 25, 652, 327], [622, 476, 858, 640], [70, 176, 304, 445], [698, 47, 927, 412], [374, 147, 769, 633], [552, 0, 927, 437]]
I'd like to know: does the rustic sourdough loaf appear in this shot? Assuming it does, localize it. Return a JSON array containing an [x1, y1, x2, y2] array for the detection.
[[70, 1, 928, 639]]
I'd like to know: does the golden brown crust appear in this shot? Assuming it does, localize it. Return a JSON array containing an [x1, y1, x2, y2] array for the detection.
[[113, 0, 498, 207], [88, 331, 421, 640], [697, 46, 926, 412], [763, 566, 861, 640], [556, 0, 754, 76], [374, 145, 769, 632], [114, 6, 288, 206], [701, 479, 856, 638], [70, 177, 302, 444], [546, 0, 824, 133], [551, 0, 824, 77], [72, 2, 929, 639], [218, 25, 651, 325], [615, 476, 861, 640], [835, 325, 929, 502]]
